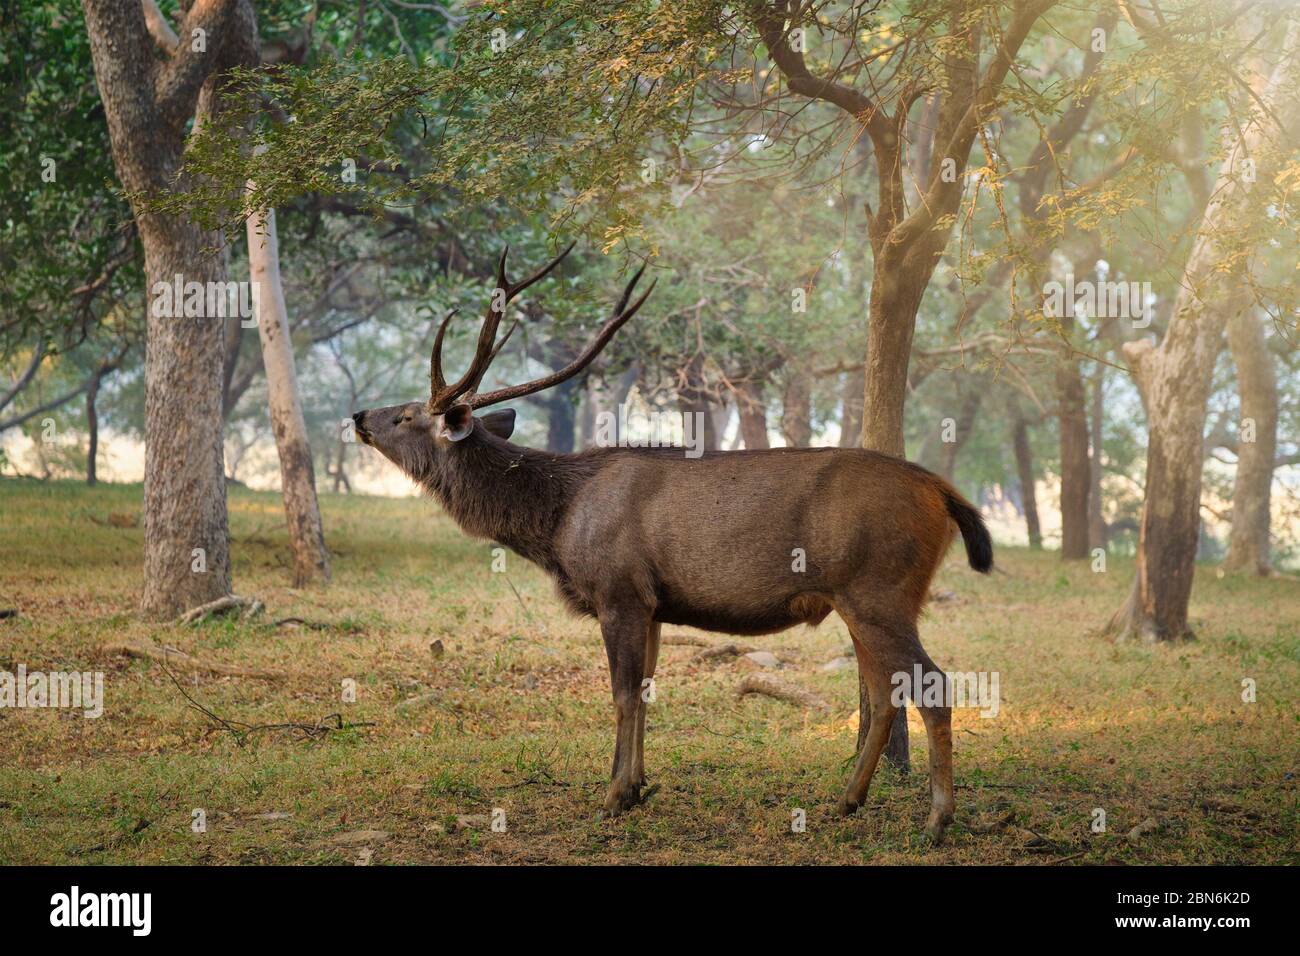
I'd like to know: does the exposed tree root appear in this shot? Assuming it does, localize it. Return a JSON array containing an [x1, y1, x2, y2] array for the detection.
[[736, 674, 829, 712], [174, 594, 263, 625], [104, 640, 284, 680]]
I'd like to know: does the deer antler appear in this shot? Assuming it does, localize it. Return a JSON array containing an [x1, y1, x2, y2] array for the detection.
[[428, 245, 655, 413], [429, 242, 576, 411], [466, 262, 654, 410], [429, 308, 458, 397]]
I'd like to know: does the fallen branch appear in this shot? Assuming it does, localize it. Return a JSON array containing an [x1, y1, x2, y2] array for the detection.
[[273, 617, 331, 630], [104, 640, 285, 680], [158, 661, 373, 747], [174, 594, 264, 625], [736, 674, 830, 712]]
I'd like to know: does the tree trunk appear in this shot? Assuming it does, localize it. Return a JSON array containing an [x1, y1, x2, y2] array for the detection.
[[1087, 363, 1107, 549], [1011, 406, 1042, 549], [246, 204, 331, 587], [838, 366, 864, 448], [1056, 327, 1092, 560], [1107, 22, 1300, 641], [737, 380, 770, 450], [780, 372, 812, 447], [221, 316, 244, 420], [938, 383, 982, 480], [138, 219, 234, 615], [679, 355, 721, 452], [545, 379, 579, 453], [1223, 309, 1277, 574], [82, 0, 257, 618], [85, 365, 102, 486], [859, 256, 929, 456], [581, 363, 637, 447], [332, 436, 351, 494]]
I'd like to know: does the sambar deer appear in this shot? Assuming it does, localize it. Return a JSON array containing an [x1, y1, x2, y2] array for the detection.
[[353, 244, 992, 843]]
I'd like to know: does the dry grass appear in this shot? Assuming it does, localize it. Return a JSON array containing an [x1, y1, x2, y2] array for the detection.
[[0, 478, 1296, 865]]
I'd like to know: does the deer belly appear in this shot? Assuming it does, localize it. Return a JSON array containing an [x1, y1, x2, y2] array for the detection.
[[652, 588, 832, 636]]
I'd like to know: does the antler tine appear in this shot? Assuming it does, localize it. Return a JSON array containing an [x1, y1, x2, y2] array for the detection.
[[468, 266, 655, 411], [428, 308, 458, 401], [507, 240, 576, 298], [436, 242, 576, 409], [465, 320, 519, 396], [495, 246, 510, 295], [610, 261, 648, 315]]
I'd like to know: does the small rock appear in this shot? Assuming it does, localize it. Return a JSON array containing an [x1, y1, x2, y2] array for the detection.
[[430, 639, 445, 659], [355, 847, 373, 866], [743, 651, 782, 669], [251, 812, 292, 821], [1127, 817, 1160, 842], [819, 656, 856, 673], [452, 814, 491, 832]]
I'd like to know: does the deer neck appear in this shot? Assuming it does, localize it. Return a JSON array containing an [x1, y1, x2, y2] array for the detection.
[[428, 432, 592, 571]]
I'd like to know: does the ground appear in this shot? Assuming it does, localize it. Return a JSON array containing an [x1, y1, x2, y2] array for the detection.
[[0, 478, 1296, 865]]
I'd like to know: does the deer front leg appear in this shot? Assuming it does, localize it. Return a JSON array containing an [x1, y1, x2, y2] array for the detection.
[[631, 622, 661, 788], [599, 606, 650, 817]]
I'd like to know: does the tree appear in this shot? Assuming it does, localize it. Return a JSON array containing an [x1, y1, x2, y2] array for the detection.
[[81, 0, 258, 616], [1222, 309, 1278, 574], [1107, 19, 1300, 640], [246, 203, 331, 585], [1009, 398, 1043, 548]]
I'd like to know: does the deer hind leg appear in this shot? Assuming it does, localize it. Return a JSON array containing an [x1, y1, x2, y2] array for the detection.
[[839, 604, 956, 843], [838, 630, 901, 816], [631, 621, 661, 788], [598, 606, 650, 817], [911, 645, 955, 843]]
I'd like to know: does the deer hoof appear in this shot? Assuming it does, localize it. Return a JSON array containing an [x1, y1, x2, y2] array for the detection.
[[923, 810, 952, 845], [602, 783, 643, 817], [837, 796, 861, 818]]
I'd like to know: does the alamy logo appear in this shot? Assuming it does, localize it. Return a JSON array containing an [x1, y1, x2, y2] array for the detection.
[[890, 665, 1000, 718], [592, 406, 706, 459], [1042, 273, 1152, 326], [151, 274, 260, 325], [50, 886, 151, 936], [0, 665, 103, 718]]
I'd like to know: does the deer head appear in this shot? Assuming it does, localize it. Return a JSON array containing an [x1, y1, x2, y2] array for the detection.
[[352, 244, 655, 482]]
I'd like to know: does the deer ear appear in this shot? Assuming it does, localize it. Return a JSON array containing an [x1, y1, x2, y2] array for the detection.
[[437, 403, 475, 442], [478, 408, 516, 440]]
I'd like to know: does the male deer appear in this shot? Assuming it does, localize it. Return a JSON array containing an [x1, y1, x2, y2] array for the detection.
[[353, 245, 992, 843]]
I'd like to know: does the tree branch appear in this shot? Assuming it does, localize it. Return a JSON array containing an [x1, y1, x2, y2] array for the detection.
[[142, 0, 180, 54], [154, 0, 242, 132], [896, 0, 1056, 248], [752, 0, 893, 146], [0, 343, 48, 416]]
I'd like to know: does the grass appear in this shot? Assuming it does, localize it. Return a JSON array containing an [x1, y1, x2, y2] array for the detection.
[[0, 477, 1296, 865]]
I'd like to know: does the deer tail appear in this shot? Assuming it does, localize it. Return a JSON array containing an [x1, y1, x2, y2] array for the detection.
[[943, 490, 993, 573]]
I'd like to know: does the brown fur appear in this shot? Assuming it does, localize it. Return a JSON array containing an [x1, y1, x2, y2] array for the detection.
[[354, 398, 992, 841]]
